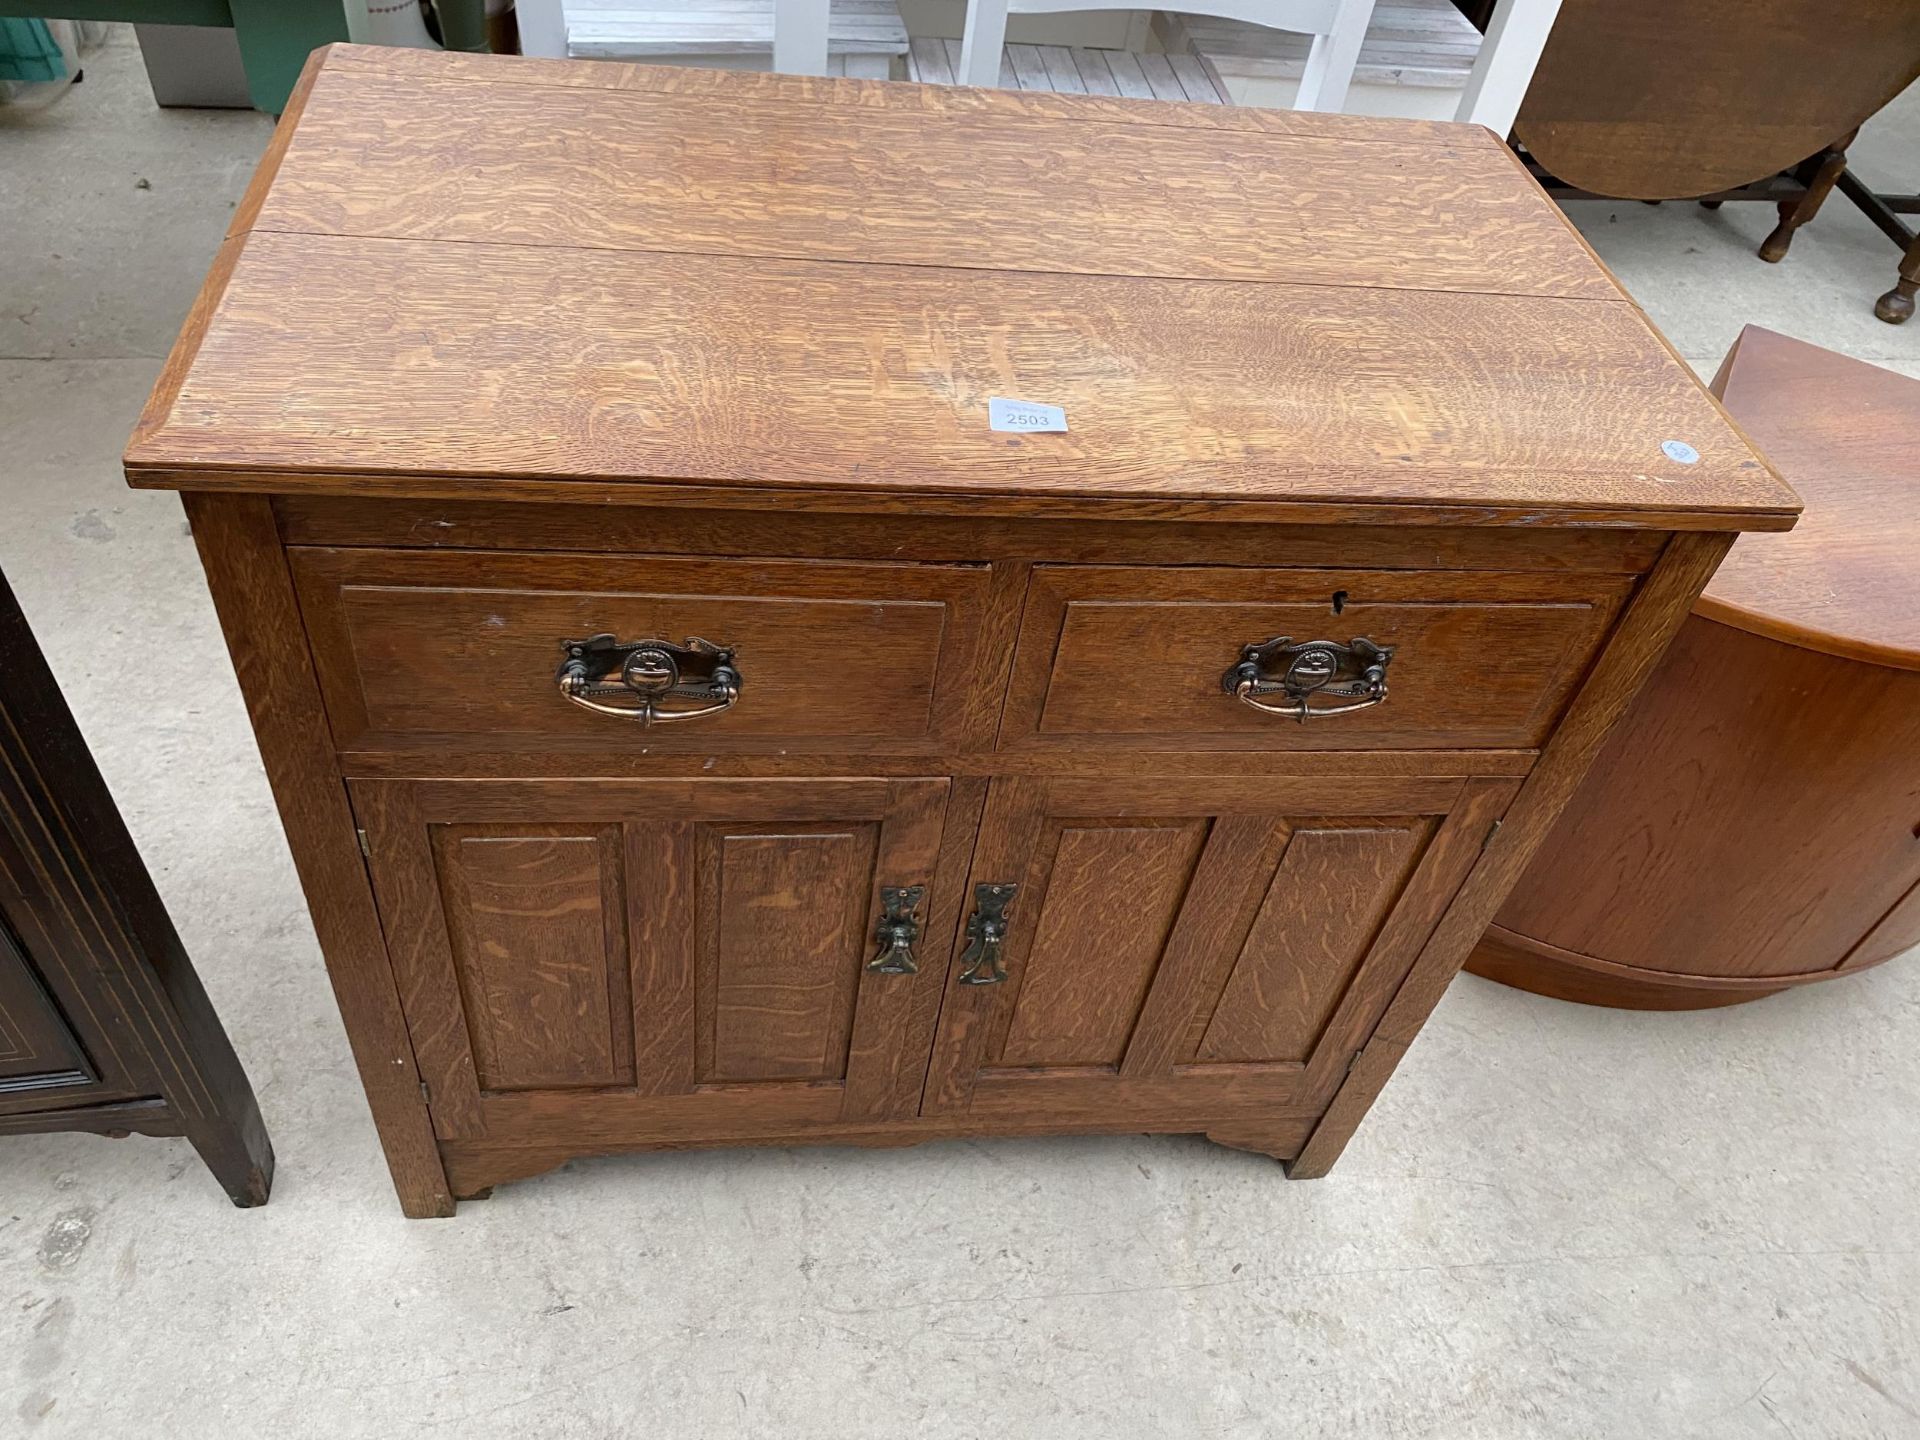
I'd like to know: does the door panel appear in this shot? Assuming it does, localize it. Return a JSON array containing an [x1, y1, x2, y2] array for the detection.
[[0, 921, 94, 1098], [434, 827, 632, 1092], [995, 819, 1207, 1069], [924, 775, 1516, 1120], [1192, 824, 1426, 1065], [696, 824, 877, 1084], [354, 778, 951, 1142]]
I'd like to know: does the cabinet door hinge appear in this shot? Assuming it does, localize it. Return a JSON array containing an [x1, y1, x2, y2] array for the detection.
[[419, 1079, 431, 1106], [357, 827, 371, 858], [1481, 818, 1503, 853]]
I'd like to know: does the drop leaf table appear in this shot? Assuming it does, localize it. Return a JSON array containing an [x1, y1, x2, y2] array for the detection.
[[127, 45, 1797, 1215]]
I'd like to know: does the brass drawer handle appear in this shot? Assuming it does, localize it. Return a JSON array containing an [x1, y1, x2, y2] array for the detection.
[[1222, 636, 1393, 722], [957, 882, 1018, 986], [556, 634, 741, 725], [867, 885, 926, 975]]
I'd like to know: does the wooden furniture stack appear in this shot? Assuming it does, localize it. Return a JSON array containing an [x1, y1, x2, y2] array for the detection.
[[0, 568, 272, 1207], [1470, 328, 1920, 1008], [127, 46, 1796, 1216]]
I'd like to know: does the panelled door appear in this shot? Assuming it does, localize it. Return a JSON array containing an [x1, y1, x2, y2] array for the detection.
[[352, 778, 953, 1145], [922, 774, 1517, 1128], [0, 919, 96, 1105]]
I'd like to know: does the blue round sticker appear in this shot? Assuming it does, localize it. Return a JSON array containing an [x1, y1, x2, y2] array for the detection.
[[1661, 439, 1700, 465]]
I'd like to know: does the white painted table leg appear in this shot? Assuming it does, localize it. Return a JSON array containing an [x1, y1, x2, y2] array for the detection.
[[1454, 0, 1563, 136], [515, 0, 569, 57], [958, 0, 1012, 87], [773, 0, 832, 74]]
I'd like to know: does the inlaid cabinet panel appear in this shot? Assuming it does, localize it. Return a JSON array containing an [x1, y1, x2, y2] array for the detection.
[[923, 775, 1514, 1121], [0, 922, 94, 1097], [352, 778, 953, 1143]]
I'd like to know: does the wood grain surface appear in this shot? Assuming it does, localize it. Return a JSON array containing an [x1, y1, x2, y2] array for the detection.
[[1004, 566, 1629, 751], [184, 494, 454, 1215], [1290, 532, 1732, 1175], [125, 46, 1795, 532], [1700, 327, 1920, 670], [129, 232, 1792, 526], [253, 67, 1608, 299], [135, 48, 1802, 1207], [1468, 330, 1920, 1009], [289, 547, 998, 754]]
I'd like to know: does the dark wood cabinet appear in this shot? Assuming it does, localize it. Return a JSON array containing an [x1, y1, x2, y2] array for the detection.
[[128, 49, 1796, 1213], [0, 925, 96, 1097], [0, 569, 273, 1206]]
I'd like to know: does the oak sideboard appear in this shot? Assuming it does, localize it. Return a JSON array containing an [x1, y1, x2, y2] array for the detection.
[[127, 45, 1797, 1215]]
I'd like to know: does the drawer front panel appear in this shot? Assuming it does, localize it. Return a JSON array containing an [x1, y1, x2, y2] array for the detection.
[[1002, 567, 1632, 751], [292, 548, 997, 754]]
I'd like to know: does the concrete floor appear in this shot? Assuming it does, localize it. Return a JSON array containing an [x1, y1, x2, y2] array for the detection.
[[2, 28, 1917, 1437]]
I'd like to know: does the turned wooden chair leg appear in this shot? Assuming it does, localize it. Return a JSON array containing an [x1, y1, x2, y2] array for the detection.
[[1876, 234, 1919, 324], [1759, 133, 1855, 263]]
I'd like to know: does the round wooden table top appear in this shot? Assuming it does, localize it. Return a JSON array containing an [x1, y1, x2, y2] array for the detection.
[[1701, 326, 1920, 673]]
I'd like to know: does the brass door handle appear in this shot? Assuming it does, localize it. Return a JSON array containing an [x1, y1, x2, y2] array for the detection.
[[957, 882, 1018, 985], [867, 886, 926, 975], [1222, 636, 1393, 722], [556, 634, 740, 725]]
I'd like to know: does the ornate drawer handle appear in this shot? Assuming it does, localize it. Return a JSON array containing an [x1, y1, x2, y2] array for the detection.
[[556, 634, 741, 725], [1222, 636, 1394, 722], [867, 886, 926, 975], [957, 882, 1018, 986]]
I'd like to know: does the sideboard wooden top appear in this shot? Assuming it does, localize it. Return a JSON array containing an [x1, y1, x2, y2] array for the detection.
[[127, 46, 1797, 530]]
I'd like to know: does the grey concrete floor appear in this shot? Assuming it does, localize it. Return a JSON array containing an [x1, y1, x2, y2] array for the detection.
[[1, 28, 1917, 1438]]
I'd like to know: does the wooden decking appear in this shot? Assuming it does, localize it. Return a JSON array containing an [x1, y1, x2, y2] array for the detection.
[[566, 0, 907, 70], [1168, 0, 1480, 94], [905, 37, 1229, 102]]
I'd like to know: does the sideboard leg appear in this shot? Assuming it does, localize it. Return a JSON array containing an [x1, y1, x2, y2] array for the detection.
[[184, 1106, 277, 1209], [1206, 1129, 1293, 1166]]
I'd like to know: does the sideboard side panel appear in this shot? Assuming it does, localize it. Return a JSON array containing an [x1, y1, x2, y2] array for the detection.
[[183, 492, 454, 1217], [1289, 529, 1733, 1177]]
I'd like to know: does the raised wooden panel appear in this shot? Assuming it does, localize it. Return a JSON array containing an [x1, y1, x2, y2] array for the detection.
[[996, 821, 1206, 1069], [696, 825, 877, 1084], [924, 775, 1510, 1123], [1004, 567, 1632, 750], [1192, 825, 1425, 1065], [0, 924, 94, 1094], [435, 828, 630, 1092], [291, 548, 996, 754], [353, 776, 953, 1144]]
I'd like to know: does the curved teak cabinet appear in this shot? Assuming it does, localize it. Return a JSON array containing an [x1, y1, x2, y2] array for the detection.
[[127, 48, 1795, 1213], [1470, 328, 1920, 1008]]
